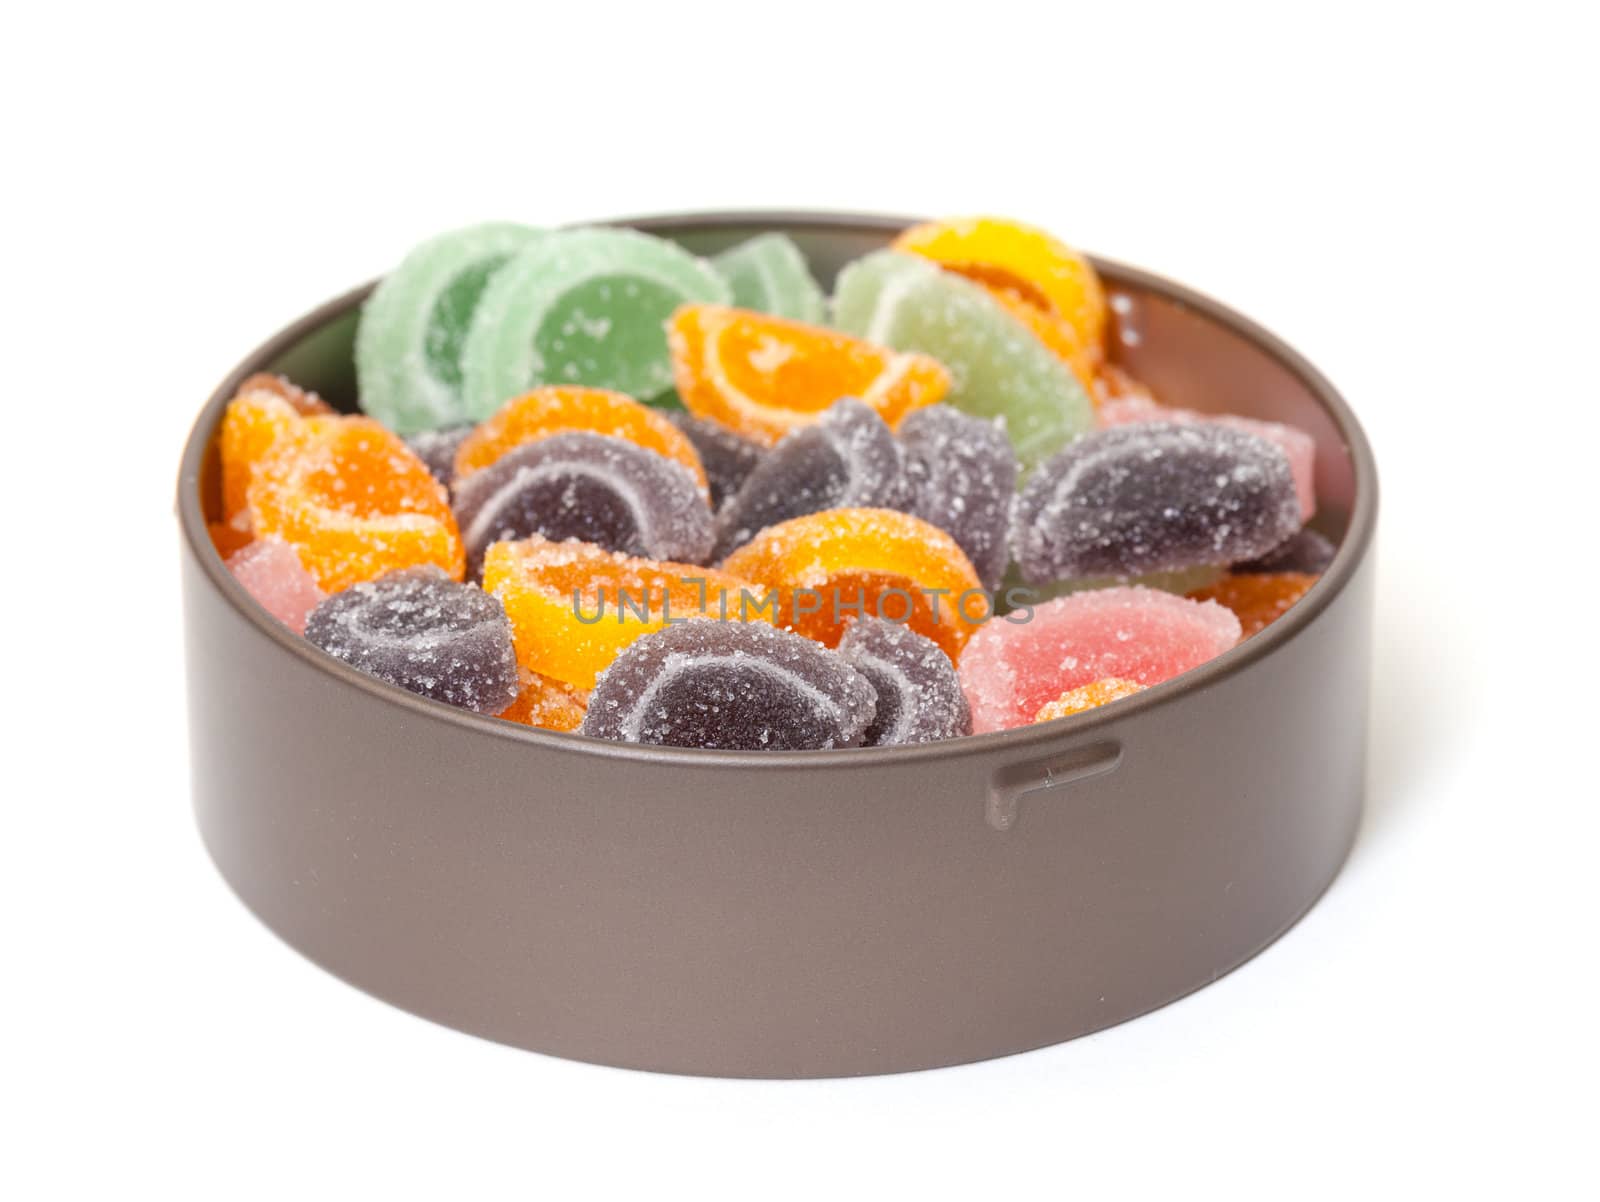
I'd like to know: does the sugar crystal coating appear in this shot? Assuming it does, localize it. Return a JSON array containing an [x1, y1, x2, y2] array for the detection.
[[710, 233, 827, 323], [1235, 527, 1336, 575], [405, 425, 472, 488], [838, 618, 970, 745], [304, 567, 520, 713], [581, 620, 877, 750], [712, 399, 911, 561], [1012, 422, 1301, 584], [666, 410, 766, 508], [1188, 571, 1318, 638], [959, 587, 1242, 732], [225, 538, 325, 634], [452, 432, 713, 576], [1033, 678, 1146, 723], [897, 405, 1019, 591]]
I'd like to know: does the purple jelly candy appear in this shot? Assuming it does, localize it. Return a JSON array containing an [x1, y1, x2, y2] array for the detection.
[[1012, 422, 1302, 584], [897, 405, 1018, 591], [667, 411, 766, 508], [1234, 527, 1337, 575], [405, 424, 472, 488], [838, 617, 971, 746], [712, 398, 912, 561], [580, 620, 877, 750], [452, 431, 714, 576], [305, 567, 520, 713]]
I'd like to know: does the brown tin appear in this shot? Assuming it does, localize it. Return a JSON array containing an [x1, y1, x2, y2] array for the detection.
[[176, 212, 1377, 1077]]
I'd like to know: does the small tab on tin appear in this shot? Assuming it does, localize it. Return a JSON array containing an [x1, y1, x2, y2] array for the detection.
[[986, 742, 1123, 832]]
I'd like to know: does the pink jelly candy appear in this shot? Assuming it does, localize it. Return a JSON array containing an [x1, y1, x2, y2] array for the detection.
[[225, 538, 326, 634], [1099, 395, 1316, 521], [959, 586, 1242, 732]]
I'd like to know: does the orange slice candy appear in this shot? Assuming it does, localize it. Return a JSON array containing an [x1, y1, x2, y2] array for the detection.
[[718, 507, 984, 657], [218, 374, 337, 528], [482, 537, 765, 689], [892, 217, 1108, 358], [249, 416, 464, 592], [453, 386, 707, 493], [497, 668, 591, 732], [667, 304, 950, 447], [1188, 572, 1318, 639], [1034, 678, 1147, 723], [984, 286, 1099, 395]]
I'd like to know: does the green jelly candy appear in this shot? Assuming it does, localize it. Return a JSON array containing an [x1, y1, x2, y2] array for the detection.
[[356, 223, 546, 434], [711, 233, 826, 323], [832, 250, 1094, 466], [461, 228, 730, 419]]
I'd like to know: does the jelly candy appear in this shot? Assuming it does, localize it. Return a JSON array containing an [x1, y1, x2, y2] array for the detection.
[[719, 507, 984, 657], [838, 618, 970, 746], [832, 251, 1094, 466], [1092, 364, 1156, 407], [897, 405, 1018, 592], [1100, 394, 1317, 520], [1011, 422, 1301, 585], [405, 425, 472, 488], [218, 374, 335, 529], [984, 284, 1098, 394], [998, 561, 1226, 610], [1033, 678, 1146, 723], [711, 233, 827, 323], [452, 432, 714, 576], [304, 567, 520, 713], [224, 537, 325, 634], [666, 411, 766, 508], [356, 223, 546, 433], [498, 668, 590, 732], [959, 587, 1242, 732], [711, 399, 911, 562], [249, 416, 464, 592], [580, 620, 877, 750], [461, 228, 729, 417], [1188, 571, 1318, 638], [892, 216, 1108, 356], [482, 536, 762, 688], [668, 303, 949, 447], [452, 386, 707, 494], [1235, 527, 1336, 575]]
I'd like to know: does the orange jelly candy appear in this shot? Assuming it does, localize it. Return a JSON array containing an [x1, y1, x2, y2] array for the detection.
[[1034, 678, 1146, 723], [984, 285, 1099, 395], [667, 304, 950, 446], [249, 416, 464, 592], [453, 386, 707, 492], [1092, 363, 1158, 408], [497, 669, 591, 732], [719, 507, 984, 657], [892, 217, 1108, 357], [1188, 572, 1318, 639], [482, 537, 764, 689], [218, 374, 337, 528]]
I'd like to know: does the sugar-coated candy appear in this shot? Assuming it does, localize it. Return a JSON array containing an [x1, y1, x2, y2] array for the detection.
[[1235, 528, 1336, 575], [666, 411, 766, 508], [668, 303, 948, 447], [838, 618, 971, 745], [720, 507, 984, 657], [1033, 678, 1146, 723], [224, 538, 325, 634], [453, 386, 707, 493], [832, 251, 1094, 466], [710, 233, 827, 324], [892, 216, 1108, 356], [997, 561, 1225, 609], [1011, 422, 1301, 585], [498, 669, 590, 732], [897, 405, 1018, 592], [356, 223, 547, 433], [983, 284, 1098, 394], [1188, 571, 1318, 638], [959, 587, 1241, 732], [452, 432, 713, 576], [711, 399, 912, 562], [1100, 394, 1317, 520], [218, 374, 336, 529], [581, 620, 877, 751], [249, 417, 464, 592], [462, 228, 729, 417], [405, 425, 472, 488], [304, 567, 520, 713], [483, 537, 763, 688]]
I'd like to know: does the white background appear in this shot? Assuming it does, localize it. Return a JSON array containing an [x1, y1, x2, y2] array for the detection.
[[4, 2, 1596, 1197]]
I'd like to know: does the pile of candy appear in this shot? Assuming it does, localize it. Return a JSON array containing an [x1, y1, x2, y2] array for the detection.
[[211, 217, 1334, 750]]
